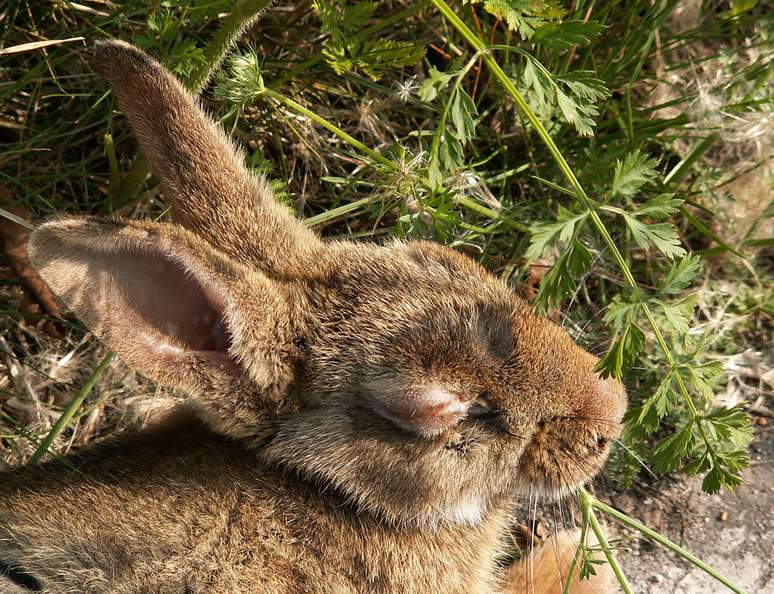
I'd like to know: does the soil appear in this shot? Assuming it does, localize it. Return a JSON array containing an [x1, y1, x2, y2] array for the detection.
[[612, 419, 774, 594]]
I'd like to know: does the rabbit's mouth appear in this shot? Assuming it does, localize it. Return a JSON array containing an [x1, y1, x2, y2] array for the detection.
[[514, 414, 623, 500], [510, 369, 627, 499]]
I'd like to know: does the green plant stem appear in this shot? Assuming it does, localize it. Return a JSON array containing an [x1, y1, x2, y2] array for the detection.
[[578, 489, 633, 594], [562, 509, 588, 594], [187, 0, 275, 93], [304, 196, 375, 227], [28, 352, 115, 465], [663, 134, 717, 185], [427, 0, 721, 468], [355, 0, 430, 42], [587, 491, 749, 594], [103, 132, 121, 211], [114, 151, 149, 203], [454, 196, 529, 232], [262, 88, 393, 168]]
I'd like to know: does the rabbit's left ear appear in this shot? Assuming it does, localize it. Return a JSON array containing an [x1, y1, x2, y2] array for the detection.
[[28, 217, 300, 436], [91, 40, 324, 276]]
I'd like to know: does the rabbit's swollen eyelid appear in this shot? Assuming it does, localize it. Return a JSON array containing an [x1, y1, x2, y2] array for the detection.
[[466, 395, 506, 427], [467, 401, 498, 420]]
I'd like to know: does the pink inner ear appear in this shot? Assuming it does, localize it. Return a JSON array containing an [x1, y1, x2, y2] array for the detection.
[[101, 248, 229, 354], [375, 384, 469, 438]]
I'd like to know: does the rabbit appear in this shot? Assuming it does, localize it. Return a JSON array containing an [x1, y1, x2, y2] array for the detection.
[[0, 41, 626, 594]]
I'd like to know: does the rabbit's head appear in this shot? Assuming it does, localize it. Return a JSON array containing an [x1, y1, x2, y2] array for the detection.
[[29, 41, 626, 527], [266, 238, 626, 525]]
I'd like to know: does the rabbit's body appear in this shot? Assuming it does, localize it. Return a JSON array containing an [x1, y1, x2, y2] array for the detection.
[[0, 409, 508, 593], [1, 40, 626, 593]]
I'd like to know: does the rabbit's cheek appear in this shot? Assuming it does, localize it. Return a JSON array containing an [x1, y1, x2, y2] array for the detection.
[[442, 493, 488, 525]]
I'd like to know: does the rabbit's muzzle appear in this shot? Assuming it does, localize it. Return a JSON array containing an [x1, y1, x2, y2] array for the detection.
[[516, 374, 627, 498]]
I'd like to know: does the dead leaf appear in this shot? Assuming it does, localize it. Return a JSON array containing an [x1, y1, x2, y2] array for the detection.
[[0, 186, 65, 338], [0, 37, 85, 56]]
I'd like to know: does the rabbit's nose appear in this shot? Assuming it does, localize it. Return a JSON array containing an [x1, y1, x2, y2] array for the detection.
[[589, 375, 627, 425], [535, 374, 626, 429], [603, 375, 627, 410]]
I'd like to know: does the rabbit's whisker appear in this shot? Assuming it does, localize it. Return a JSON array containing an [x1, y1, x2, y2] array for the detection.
[[614, 438, 657, 479]]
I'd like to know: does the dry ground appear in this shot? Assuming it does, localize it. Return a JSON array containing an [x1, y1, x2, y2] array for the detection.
[[615, 420, 773, 594]]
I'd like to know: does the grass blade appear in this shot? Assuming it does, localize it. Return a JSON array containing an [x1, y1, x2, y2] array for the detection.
[[28, 352, 115, 465]]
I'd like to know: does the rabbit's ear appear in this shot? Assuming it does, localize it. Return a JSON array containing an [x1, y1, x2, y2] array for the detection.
[[28, 217, 298, 436], [91, 40, 322, 275]]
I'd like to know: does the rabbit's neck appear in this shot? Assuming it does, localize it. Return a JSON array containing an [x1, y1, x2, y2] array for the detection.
[[263, 464, 515, 592]]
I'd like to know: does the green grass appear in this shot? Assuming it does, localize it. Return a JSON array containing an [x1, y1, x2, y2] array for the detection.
[[0, 0, 772, 591]]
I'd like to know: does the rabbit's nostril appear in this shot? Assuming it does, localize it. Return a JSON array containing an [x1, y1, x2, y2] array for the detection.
[[596, 436, 608, 449]]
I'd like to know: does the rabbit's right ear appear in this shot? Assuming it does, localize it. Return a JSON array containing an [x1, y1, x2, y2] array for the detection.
[[92, 40, 323, 276], [28, 217, 300, 437]]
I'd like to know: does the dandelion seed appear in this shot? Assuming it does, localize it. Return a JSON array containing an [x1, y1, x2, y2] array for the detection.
[[687, 57, 774, 158], [380, 147, 426, 213], [450, 170, 502, 211]]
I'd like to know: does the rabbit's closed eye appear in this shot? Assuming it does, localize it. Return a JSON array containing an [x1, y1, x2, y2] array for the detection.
[[465, 395, 512, 432]]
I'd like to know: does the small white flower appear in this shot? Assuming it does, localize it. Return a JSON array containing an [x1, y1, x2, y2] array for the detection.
[[395, 76, 419, 103]]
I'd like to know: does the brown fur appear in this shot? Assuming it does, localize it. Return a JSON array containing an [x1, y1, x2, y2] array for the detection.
[[0, 41, 626, 593], [507, 529, 615, 594]]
